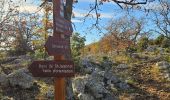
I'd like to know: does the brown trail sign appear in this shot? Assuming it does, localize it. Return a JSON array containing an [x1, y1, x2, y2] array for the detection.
[[28, 60, 74, 77], [54, 16, 73, 35], [28, 0, 74, 99], [44, 36, 71, 56], [53, 0, 73, 35]]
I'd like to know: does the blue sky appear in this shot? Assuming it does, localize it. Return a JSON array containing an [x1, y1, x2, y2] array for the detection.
[[13, 0, 127, 44], [11, 0, 161, 44], [72, 0, 127, 44]]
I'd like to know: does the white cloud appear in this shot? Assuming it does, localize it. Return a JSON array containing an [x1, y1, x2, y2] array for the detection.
[[73, 9, 113, 19], [78, 0, 95, 3], [18, 5, 42, 14], [100, 13, 113, 18], [71, 19, 83, 23]]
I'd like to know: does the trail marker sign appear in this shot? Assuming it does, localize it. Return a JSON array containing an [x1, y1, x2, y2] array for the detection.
[[53, 0, 73, 35], [44, 36, 71, 56], [28, 60, 74, 77]]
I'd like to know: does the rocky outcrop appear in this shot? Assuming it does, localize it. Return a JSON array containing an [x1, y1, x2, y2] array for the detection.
[[116, 64, 129, 69], [156, 61, 170, 80], [72, 60, 129, 100], [78, 93, 94, 100], [146, 46, 157, 52], [0, 67, 35, 89], [46, 89, 54, 99], [7, 68, 34, 89], [156, 61, 170, 70], [0, 73, 8, 87]]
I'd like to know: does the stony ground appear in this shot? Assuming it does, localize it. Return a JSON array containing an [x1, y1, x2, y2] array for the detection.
[[112, 53, 170, 100], [0, 52, 170, 100]]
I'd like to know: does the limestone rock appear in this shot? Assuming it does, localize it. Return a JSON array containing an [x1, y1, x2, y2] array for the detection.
[[85, 81, 108, 98], [0, 73, 9, 87], [90, 71, 104, 82], [146, 46, 156, 52], [117, 64, 128, 69], [66, 79, 75, 100], [78, 93, 94, 100], [115, 82, 130, 90], [46, 89, 54, 99], [156, 61, 170, 70], [7, 68, 34, 89], [101, 61, 112, 71], [103, 93, 118, 100], [72, 76, 88, 93]]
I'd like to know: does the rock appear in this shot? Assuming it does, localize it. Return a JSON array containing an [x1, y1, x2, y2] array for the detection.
[[7, 68, 34, 89], [146, 46, 156, 52], [46, 89, 54, 99], [149, 56, 162, 62], [66, 79, 75, 100], [104, 71, 120, 84], [109, 84, 117, 92], [90, 71, 104, 82], [0, 73, 9, 87], [83, 67, 93, 74], [103, 93, 118, 100], [101, 61, 112, 71], [131, 53, 140, 59], [1, 96, 14, 100], [78, 93, 94, 100], [159, 48, 164, 54], [110, 75, 120, 84], [85, 81, 108, 98], [117, 64, 128, 69], [156, 61, 170, 70], [72, 76, 88, 93], [164, 73, 170, 79], [104, 71, 113, 79], [115, 82, 130, 90], [81, 58, 95, 74]]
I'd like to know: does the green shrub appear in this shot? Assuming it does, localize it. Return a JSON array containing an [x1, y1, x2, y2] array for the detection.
[[126, 46, 137, 53], [161, 38, 170, 48], [164, 55, 170, 63], [102, 56, 109, 61], [71, 32, 86, 72], [137, 37, 149, 52], [27, 49, 46, 60], [148, 39, 155, 45], [164, 48, 170, 53], [154, 34, 164, 46], [154, 49, 160, 55]]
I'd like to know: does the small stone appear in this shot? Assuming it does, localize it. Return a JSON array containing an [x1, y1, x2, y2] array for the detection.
[[46, 89, 54, 98], [156, 61, 170, 70], [117, 64, 128, 69], [78, 93, 94, 100], [72, 76, 88, 93], [0, 73, 9, 87], [146, 46, 156, 52], [103, 93, 118, 100], [85, 81, 108, 98], [116, 82, 129, 90]]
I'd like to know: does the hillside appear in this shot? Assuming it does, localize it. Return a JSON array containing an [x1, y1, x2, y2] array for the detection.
[[0, 46, 170, 99]]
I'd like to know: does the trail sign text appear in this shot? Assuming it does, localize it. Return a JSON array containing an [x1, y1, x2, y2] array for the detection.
[[45, 36, 71, 56], [28, 60, 74, 77], [53, 0, 73, 35]]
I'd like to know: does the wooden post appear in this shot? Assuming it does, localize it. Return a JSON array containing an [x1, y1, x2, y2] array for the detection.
[[54, 77, 65, 100], [52, 0, 73, 99], [54, 55, 66, 100]]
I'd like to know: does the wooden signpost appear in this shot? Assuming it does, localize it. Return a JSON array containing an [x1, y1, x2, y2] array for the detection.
[[53, 0, 73, 35], [28, 60, 74, 77], [28, 0, 74, 100], [45, 36, 71, 56]]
